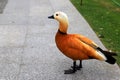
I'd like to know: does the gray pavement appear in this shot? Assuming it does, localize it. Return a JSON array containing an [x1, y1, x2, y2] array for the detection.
[[0, 0, 8, 13], [0, 0, 120, 80]]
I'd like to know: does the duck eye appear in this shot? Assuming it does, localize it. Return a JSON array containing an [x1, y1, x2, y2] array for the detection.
[[56, 14, 59, 16]]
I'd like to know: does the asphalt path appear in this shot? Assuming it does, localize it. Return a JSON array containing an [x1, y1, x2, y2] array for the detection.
[[0, 0, 120, 80]]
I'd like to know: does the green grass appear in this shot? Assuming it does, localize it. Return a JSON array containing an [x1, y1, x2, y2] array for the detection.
[[70, 0, 120, 65]]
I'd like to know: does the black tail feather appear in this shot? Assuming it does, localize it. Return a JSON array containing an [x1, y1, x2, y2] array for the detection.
[[102, 51, 117, 56], [97, 47, 117, 64], [97, 47, 117, 56], [105, 54, 116, 64]]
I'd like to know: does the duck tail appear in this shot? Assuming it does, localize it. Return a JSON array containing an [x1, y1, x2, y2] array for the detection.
[[97, 47, 117, 64]]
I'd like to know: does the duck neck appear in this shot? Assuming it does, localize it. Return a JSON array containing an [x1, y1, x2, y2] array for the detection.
[[58, 21, 68, 34]]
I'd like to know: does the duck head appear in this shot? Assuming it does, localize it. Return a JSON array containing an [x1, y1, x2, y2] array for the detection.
[[48, 11, 69, 34]]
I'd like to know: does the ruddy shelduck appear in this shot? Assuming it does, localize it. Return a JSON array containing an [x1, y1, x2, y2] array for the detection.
[[48, 11, 117, 74]]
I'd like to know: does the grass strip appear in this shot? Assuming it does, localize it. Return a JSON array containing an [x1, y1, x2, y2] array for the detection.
[[70, 0, 120, 65]]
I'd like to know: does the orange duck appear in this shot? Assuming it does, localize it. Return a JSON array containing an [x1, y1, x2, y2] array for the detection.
[[48, 11, 117, 74]]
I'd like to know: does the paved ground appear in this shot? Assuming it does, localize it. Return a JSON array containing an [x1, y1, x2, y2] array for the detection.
[[0, 0, 120, 80], [0, 0, 8, 13]]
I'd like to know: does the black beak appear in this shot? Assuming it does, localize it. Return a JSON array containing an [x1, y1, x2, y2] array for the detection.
[[48, 15, 54, 19]]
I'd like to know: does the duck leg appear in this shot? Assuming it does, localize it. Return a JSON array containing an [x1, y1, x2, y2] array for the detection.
[[71, 60, 82, 70], [79, 60, 83, 68], [64, 61, 77, 74]]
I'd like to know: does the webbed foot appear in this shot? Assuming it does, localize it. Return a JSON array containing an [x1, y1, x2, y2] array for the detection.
[[64, 69, 76, 74]]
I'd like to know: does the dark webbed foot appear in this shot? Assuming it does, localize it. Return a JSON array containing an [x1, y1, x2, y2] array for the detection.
[[64, 60, 83, 74], [64, 61, 77, 74], [64, 69, 76, 74]]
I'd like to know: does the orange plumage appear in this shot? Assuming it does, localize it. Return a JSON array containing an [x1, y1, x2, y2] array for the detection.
[[48, 11, 116, 74], [55, 32, 104, 61]]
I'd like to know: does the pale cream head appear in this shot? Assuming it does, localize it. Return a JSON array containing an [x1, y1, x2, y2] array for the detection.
[[53, 11, 68, 22], [53, 11, 69, 33]]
